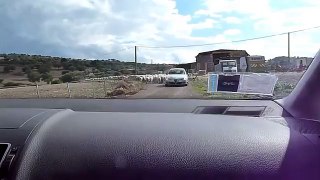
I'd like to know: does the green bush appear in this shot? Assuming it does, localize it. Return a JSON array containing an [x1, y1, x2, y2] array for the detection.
[[22, 66, 32, 74], [27, 71, 41, 82], [62, 70, 69, 75], [38, 64, 51, 74], [51, 79, 62, 84], [13, 72, 25, 76], [3, 82, 21, 87], [0, 79, 3, 84], [3, 65, 16, 73], [60, 72, 82, 83], [41, 73, 53, 84]]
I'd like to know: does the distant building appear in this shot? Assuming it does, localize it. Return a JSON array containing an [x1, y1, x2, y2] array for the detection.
[[195, 49, 249, 73], [269, 56, 313, 71], [247, 55, 266, 72]]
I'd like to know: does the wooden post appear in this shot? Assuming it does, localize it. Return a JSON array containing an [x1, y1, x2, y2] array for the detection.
[[36, 83, 40, 98], [67, 83, 71, 98], [103, 80, 107, 97], [92, 81, 95, 98]]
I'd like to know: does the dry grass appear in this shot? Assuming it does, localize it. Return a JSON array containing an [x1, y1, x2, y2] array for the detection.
[[0, 80, 145, 99], [191, 72, 305, 99]]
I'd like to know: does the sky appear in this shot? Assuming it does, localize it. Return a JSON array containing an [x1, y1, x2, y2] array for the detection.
[[0, 0, 319, 63]]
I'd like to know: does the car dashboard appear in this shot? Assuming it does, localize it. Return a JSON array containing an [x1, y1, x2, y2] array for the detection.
[[0, 99, 320, 180]]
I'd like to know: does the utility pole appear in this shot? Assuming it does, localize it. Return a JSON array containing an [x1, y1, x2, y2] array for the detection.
[[288, 32, 291, 61], [134, 46, 137, 75]]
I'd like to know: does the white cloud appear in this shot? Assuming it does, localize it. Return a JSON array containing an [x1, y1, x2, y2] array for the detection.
[[195, 0, 271, 19], [0, 0, 319, 63], [224, 29, 241, 36], [191, 19, 217, 30], [224, 17, 242, 24]]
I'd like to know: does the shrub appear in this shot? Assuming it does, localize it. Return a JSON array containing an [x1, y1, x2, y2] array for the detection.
[[59, 72, 83, 83], [0, 79, 3, 84], [3, 82, 21, 87], [51, 79, 62, 84], [13, 72, 25, 76], [3, 65, 16, 73], [22, 66, 32, 74], [38, 64, 51, 74], [41, 73, 53, 84], [113, 71, 122, 76], [62, 70, 69, 75], [27, 71, 41, 82]]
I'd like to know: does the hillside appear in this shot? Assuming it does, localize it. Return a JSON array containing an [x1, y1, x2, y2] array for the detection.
[[0, 53, 174, 87]]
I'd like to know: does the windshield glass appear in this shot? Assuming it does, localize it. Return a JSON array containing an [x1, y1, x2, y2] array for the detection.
[[168, 70, 185, 74], [0, 0, 318, 100], [222, 62, 236, 67]]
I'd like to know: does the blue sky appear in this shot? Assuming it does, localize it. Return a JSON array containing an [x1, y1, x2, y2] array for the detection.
[[0, 0, 319, 63]]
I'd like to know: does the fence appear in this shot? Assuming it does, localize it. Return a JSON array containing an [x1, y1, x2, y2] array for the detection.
[[0, 79, 143, 99]]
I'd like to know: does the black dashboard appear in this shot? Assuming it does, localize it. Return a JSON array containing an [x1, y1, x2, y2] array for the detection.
[[0, 99, 320, 180]]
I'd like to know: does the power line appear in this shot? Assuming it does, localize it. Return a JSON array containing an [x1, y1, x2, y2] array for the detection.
[[137, 25, 320, 49]]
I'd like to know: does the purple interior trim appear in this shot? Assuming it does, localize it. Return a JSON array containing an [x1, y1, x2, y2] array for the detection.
[[277, 49, 320, 120]]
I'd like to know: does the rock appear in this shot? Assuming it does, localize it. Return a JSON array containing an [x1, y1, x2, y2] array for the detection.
[[107, 88, 126, 96], [115, 80, 130, 90]]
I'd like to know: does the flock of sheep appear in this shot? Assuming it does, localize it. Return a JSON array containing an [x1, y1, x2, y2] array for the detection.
[[86, 74, 168, 84]]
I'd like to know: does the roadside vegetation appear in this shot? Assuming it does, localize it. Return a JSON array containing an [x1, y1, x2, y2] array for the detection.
[[190, 73, 301, 99], [0, 80, 145, 99]]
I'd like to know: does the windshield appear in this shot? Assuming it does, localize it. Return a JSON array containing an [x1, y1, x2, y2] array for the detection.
[[0, 0, 318, 100], [222, 62, 236, 67], [168, 70, 186, 74]]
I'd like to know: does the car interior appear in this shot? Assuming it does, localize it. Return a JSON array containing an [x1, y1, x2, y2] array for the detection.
[[0, 51, 320, 179]]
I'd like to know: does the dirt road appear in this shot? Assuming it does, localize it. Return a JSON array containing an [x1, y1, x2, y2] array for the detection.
[[129, 84, 202, 99]]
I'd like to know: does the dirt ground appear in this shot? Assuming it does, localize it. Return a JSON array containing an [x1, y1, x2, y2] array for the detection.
[[0, 72, 305, 99], [0, 80, 144, 98], [130, 84, 202, 99]]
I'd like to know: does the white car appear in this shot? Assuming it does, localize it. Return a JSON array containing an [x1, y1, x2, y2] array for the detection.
[[165, 68, 188, 86]]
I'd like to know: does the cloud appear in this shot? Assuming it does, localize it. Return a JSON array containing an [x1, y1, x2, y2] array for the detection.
[[224, 29, 241, 36], [0, 0, 319, 63], [195, 0, 271, 19], [0, 0, 227, 63], [191, 19, 217, 30], [224, 17, 242, 24]]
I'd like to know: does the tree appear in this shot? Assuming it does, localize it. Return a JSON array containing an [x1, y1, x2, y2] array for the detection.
[[22, 66, 32, 74], [113, 71, 122, 76], [59, 73, 81, 83], [3, 65, 16, 73], [68, 66, 76, 71], [62, 70, 69, 75], [38, 64, 51, 74], [76, 65, 86, 71], [52, 60, 62, 69], [120, 69, 130, 75], [41, 73, 53, 84], [27, 72, 41, 82]]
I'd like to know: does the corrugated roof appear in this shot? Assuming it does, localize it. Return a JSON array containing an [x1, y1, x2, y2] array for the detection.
[[196, 49, 249, 57]]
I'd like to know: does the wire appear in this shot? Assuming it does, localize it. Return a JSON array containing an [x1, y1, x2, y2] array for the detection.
[[137, 25, 320, 49]]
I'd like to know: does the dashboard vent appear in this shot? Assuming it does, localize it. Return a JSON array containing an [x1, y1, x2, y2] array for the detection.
[[193, 106, 228, 115], [193, 106, 265, 117], [224, 106, 265, 117], [0, 144, 10, 168]]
